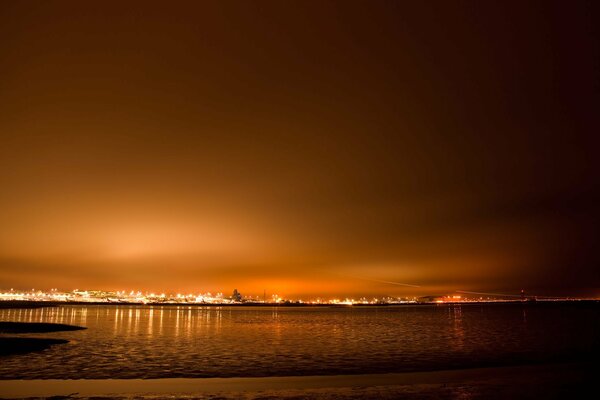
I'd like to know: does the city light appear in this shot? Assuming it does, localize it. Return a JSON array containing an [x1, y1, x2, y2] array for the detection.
[[0, 288, 589, 305]]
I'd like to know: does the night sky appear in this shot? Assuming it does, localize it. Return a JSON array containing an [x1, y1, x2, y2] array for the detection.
[[1, 1, 598, 298]]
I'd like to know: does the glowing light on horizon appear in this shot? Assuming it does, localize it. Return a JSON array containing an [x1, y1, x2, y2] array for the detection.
[[0, 288, 591, 305]]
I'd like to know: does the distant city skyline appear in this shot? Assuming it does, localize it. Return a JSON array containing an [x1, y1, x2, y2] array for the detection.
[[0, 286, 593, 303], [2, 287, 591, 307]]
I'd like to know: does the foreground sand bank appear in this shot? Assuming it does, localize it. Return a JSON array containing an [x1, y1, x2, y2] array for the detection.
[[0, 322, 86, 334], [0, 322, 86, 356], [0, 362, 594, 399]]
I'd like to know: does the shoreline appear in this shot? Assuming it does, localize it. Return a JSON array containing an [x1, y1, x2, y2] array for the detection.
[[1, 300, 597, 309], [0, 362, 594, 399]]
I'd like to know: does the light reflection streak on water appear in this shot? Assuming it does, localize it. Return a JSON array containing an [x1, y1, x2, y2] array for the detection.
[[135, 307, 140, 334], [81, 307, 87, 325], [0, 306, 90, 326], [148, 307, 154, 337], [114, 307, 119, 333], [449, 305, 465, 351], [127, 308, 133, 332], [187, 307, 192, 338], [159, 307, 164, 335]]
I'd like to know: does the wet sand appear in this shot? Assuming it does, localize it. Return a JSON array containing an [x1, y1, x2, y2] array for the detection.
[[0, 362, 594, 399]]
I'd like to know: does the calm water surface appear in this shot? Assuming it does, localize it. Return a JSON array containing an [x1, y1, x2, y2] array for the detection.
[[1, 304, 598, 378]]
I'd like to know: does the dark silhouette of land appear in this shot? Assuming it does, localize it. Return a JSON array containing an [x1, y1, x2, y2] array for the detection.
[[0, 322, 86, 334], [0, 321, 86, 356]]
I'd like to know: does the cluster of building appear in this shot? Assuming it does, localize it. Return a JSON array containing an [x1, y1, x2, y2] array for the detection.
[[0, 288, 576, 304], [0, 288, 232, 304], [0, 288, 423, 304]]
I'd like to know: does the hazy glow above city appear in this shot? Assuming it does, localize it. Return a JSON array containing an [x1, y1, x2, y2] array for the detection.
[[0, 1, 598, 298]]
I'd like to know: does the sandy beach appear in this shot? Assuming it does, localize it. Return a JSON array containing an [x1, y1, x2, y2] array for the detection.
[[0, 362, 594, 399]]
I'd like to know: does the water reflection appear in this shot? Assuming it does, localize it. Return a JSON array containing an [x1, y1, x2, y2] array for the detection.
[[114, 307, 119, 333], [159, 307, 164, 335], [448, 305, 465, 351], [127, 308, 133, 332], [0, 304, 596, 379], [81, 307, 87, 325], [148, 307, 153, 336], [0, 306, 93, 327]]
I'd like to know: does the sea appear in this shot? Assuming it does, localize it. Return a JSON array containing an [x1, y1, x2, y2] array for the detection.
[[0, 303, 598, 379]]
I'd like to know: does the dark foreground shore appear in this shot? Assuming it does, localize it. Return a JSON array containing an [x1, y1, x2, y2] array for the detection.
[[0, 322, 86, 334], [0, 322, 86, 356], [0, 362, 594, 400]]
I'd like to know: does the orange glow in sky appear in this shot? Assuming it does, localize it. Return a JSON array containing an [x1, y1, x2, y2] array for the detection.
[[0, 1, 598, 298]]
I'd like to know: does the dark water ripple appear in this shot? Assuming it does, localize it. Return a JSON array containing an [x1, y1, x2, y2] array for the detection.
[[0, 303, 598, 379]]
